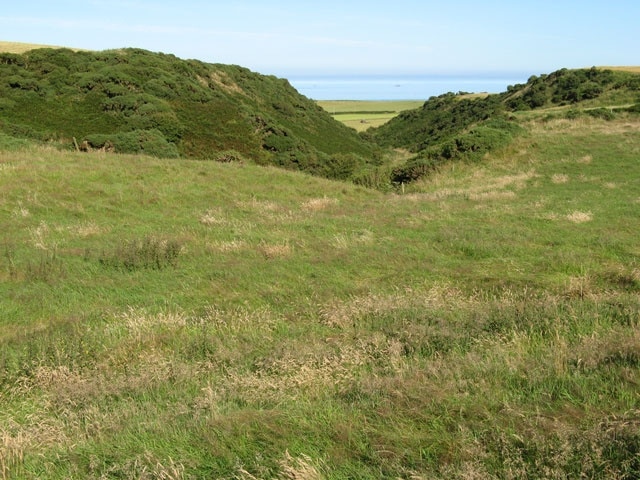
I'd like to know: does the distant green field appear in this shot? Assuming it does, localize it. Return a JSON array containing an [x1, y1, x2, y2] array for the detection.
[[317, 100, 424, 131]]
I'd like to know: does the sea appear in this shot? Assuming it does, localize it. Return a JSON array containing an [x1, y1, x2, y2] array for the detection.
[[286, 74, 530, 101]]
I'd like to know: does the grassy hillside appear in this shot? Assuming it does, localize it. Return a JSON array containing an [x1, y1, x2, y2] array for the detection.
[[366, 67, 640, 186], [0, 47, 376, 180], [1, 110, 639, 478]]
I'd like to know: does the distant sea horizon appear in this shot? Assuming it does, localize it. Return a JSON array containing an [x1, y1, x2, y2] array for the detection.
[[286, 73, 531, 101]]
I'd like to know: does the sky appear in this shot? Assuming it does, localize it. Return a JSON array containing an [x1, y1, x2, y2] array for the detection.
[[1, 1, 639, 78]]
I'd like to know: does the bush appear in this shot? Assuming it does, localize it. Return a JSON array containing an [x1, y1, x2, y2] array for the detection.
[[83, 129, 179, 158], [586, 108, 615, 120]]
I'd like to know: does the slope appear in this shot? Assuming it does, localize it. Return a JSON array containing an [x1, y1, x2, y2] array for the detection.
[[0, 47, 376, 179], [367, 67, 640, 185], [1, 112, 639, 478]]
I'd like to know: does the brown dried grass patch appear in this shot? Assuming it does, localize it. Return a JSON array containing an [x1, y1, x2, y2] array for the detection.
[[319, 284, 473, 329], [257, 241, 292, 259], [566, 211, 593, 223], [330, 230, 374, 250], [407, 170, 537, 203], [551, 173, 569, 184], [206, 239, 248, 253], [1, 413, 69, 476], [199, 209, 226, 226], [301, 197, 339, 212], [278, 451, 325, 480], [67, 221, 105, 238], [209, 71, 245, 96], [571, 327, 640, 370], [467, 190, 517, 201]]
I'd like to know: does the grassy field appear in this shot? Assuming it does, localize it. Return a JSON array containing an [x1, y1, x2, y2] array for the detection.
[[317, 100, 424, 131], [1, 109, 639, 478]]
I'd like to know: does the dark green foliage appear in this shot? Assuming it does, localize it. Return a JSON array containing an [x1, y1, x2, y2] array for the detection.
[[371, 91, 523, 184], [84, 129, 180, 158], [368, 66, 639, 185], [369, 93, 504, 152], [390, 119, 521, 184], [585, 107, 616, 120], [503, 66, 631, 108], [0, 47, 373, 178]]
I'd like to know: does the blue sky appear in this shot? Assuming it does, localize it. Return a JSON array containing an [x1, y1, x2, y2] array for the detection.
[[1, 1, 638, 77]]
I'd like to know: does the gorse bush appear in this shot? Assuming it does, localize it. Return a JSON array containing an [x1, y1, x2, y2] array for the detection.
[[0, 47, 374, 178], [390, 117, 523, 184], [84, 129, 180, 157]]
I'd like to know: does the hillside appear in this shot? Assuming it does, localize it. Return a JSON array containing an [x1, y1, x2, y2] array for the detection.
[[1, 111, 639, 478], [0, 47, 376, 179], [368, 67, 640, 185]]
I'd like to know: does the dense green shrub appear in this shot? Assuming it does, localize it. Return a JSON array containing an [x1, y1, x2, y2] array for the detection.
[[83, 129, 179, 158], [389, 118, 523, 184], [0, 47, 373, 177], [370, 93, 504, 152], [585, 107, 616, 120]]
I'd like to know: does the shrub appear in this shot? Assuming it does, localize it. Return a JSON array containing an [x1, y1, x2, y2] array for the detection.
[[83, 129, 179, 158], [586, 108, 615, 120]]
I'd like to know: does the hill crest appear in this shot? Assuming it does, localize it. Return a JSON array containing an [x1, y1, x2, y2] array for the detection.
[[0, 45, 376, 180]]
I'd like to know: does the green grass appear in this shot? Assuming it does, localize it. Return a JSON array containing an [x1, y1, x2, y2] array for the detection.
[[317, 100, 424, 131], [1, 113, 640, 477]]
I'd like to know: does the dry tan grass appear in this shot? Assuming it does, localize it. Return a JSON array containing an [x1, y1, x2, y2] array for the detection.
[[319, 284, 473, 329], [199, 208, 254, 232], [11, 202, 30, 218], [200, 305, 278, 334], [257, 240, 293, 259], [199, 209, 227, 226], [206, 239, 248, 253], [467, 190, 517, 201], [1, 412, 69, 479], [0, 41, 66, 54], [566, 211, 593, 223], [301, 197, 339, 212], [602, 66, 640, 74], [551, 173, 569, 184], [571, 327, 640, 370], [65, 221, 105, 238], [406, 170, 537, 203], [330, 229, 374, 250], [28, 221, 50, 250], [208, 71, 245, 96], [200, 339, 388, 404], [278, 451, 325, 480]]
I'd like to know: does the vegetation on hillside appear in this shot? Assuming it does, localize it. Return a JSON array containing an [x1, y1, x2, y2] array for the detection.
[[1, 41, 639, 477], [366, 67, 640, 186], [0, 47, 377, 180], [1, 43, 638, 190]]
